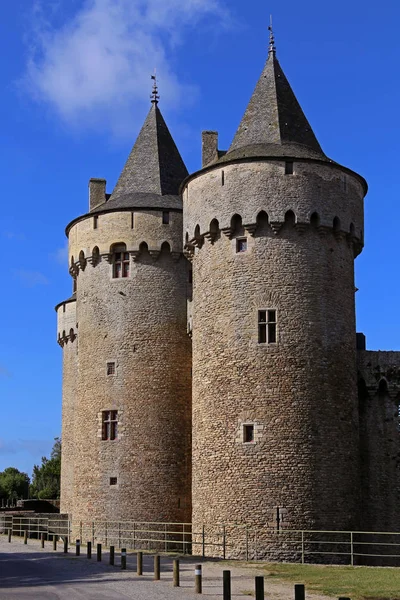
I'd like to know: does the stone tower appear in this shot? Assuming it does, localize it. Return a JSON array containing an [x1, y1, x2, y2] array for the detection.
[[183, 34, 367, 533], [56, 97, 192, 524]]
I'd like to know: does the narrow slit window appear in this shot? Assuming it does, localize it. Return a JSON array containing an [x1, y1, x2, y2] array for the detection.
[[162, 211, 170, 225], [113, 251, 130, 278], [285, 161, 294, 175], [243, 424, 254, 443], [102, 410, 118, 441], [258, 310, 277, 344], [131, 212, 135, 229], [106, 362, 115, 376], [236, 238, 247, 253], [222, 170, 225, 186], [109, 477, 118, 486], [93, 216, 98, 229], [188, 269, 193, 284]]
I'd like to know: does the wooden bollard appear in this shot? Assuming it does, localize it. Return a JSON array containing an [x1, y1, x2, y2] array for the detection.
[[7, 529, 11, 543], [255, 576, 264, 600], [41, 533, 45, 549], [87, 541, 92, 558], [173, 559, 180, 587], [295, 585, 305, 600], [223, 570, 231, 600], [154, 555, 160, 580], [109, 545, 115, 566], [24, 530, 28, 544], [63, 537, 68, 553], [137, 551, 143, 575], [53, 536, 57, 551], [76, 539, 81, 556], [195, 564, 202, 594], [338, 598, 351, 600], [121, 548, 127, 570], [97, 543, 102, 562]]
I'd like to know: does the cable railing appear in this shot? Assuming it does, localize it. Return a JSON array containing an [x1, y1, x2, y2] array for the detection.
[[0, 514, 399, 566]]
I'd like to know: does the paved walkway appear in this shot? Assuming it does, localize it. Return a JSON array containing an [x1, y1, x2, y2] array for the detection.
[[0, 537, 329, 599]]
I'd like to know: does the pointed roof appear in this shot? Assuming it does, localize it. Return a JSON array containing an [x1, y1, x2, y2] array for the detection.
[[225, 41, 326, 161], [92, 103, 188, 212]]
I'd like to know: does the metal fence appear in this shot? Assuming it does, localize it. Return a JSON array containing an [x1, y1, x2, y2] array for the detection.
[[1, 514, 399, 566]]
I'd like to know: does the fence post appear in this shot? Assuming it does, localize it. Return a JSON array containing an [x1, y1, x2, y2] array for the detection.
[[223, 570, 231, 600], [105, 522, 108, 548], [173, 559, 180, 587], [255, 576, 264, 600], [41, 533, 45, 549], [165, 523, 168, 552], [53, 536, 57, 551], [350, 532, 354, 566], [97, 543, 102, 562], [76, 539, 81, 556], [109, 545, 115, 566], [301, 531, 305, 564], [202, 525, 205, 557], [24, 530, 28, 545], [79, 521, 82, 541], [8, 529, 11, 543], [121, 548, 126, 570], [295, 584, 305, 600], [63, 537, 68, 553], [195, 564, 202, 594], [137, 551, 143, 576], [91, 522, 95, 546], [87, 541, 92, 559], [154, 555, 160, 580], [118, 523, 121, 548]]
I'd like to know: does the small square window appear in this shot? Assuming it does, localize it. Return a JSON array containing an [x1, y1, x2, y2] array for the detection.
[[243, 424, 254, 443], [107, 362, 115, 376], [162, 211, 170, 225], [236, 238, 247, 253], [110, 477, 117, 486], [285, 161, 294, 175]]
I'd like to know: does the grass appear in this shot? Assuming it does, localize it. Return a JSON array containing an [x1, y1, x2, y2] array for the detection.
[[246, 563, 400, 600]]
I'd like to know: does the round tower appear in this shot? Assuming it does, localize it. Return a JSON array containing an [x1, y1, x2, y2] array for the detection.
[[183, 36, 367, 541], [57, 98, 192, 526]]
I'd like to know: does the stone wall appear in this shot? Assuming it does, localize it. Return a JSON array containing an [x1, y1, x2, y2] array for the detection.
[[65, 208, 192, 525], [183, 157, 365, 535], [358, 350, 400, 532]]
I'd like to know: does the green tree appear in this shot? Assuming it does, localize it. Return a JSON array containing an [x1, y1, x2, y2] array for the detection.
[[0, 467, 30, 501], [30, 438, 61, 499]]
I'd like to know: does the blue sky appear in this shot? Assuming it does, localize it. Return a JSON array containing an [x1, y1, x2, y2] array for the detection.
[[0, 0, 399, 477]]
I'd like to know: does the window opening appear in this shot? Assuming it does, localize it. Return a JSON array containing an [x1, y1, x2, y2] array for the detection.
[[102, 411, 118, 441], [93, 216, 98, 229], [109, 477, 118, 486], [188, 269, 193, 284], [258, 310, 277, 344], [285, 162, 294, 175], [113, 251, 130, 278], [106, 362, 116, 376], [243, 424, 254, 443], [162, 211, 170, 225], [131, 212, 135, 229], [236, 238, 247, 253], [222, 170, 225, 186]]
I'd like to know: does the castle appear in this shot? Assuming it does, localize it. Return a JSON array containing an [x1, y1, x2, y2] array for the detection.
[[56, 29, 400, 542]]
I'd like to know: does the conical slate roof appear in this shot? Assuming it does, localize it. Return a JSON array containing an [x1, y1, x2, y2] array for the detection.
[[224, 44, 326, 162], [93, 103, 188, 212]]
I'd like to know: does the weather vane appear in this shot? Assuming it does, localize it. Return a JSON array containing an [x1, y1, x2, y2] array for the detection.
[[151, 69, 160, 105], [268, 14, 276, 55]]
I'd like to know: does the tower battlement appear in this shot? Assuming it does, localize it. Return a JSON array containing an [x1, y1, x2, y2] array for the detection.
[[56, 297, 77, 347]]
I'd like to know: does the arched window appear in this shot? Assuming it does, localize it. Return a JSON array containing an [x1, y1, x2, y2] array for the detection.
[[284, 210, 296, 226], [256, 211, 269, 228], [230, 214, 242, 235], [310, 212, 320, 227], [111, 243, 129, 279], [350, 223, 355, 236], [333, 216, 341, 232], [139, 241, 148, 253], [161, 241, 171, 253], [378, 379, 388, 396]]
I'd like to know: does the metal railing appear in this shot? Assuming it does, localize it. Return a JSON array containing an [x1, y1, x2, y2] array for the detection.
[[1, 515, 399, 566]]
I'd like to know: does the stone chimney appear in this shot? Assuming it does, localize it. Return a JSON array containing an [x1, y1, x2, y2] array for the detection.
[[89, 178, 106, 211], [202, 131, 219, 168]]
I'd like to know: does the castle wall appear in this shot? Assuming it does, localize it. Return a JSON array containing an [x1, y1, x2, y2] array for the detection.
[[358, 350, 400, 532], [67, 210, 192, 525], [57, 300, 77, 516], [184, 159, 365, 534]]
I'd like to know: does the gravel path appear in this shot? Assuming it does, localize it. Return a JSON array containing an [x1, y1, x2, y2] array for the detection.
[[0, 536, 332, 600]]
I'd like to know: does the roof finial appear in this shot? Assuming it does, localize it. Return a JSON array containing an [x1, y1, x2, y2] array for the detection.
[[150, 69, 160, 105], [268, 15, 276, 56]]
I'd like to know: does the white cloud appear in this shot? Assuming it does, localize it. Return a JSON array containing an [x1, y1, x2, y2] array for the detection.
[[23, 0, 230, 136], [13, 270, 49, 287], [52, 241, 69, 266]]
